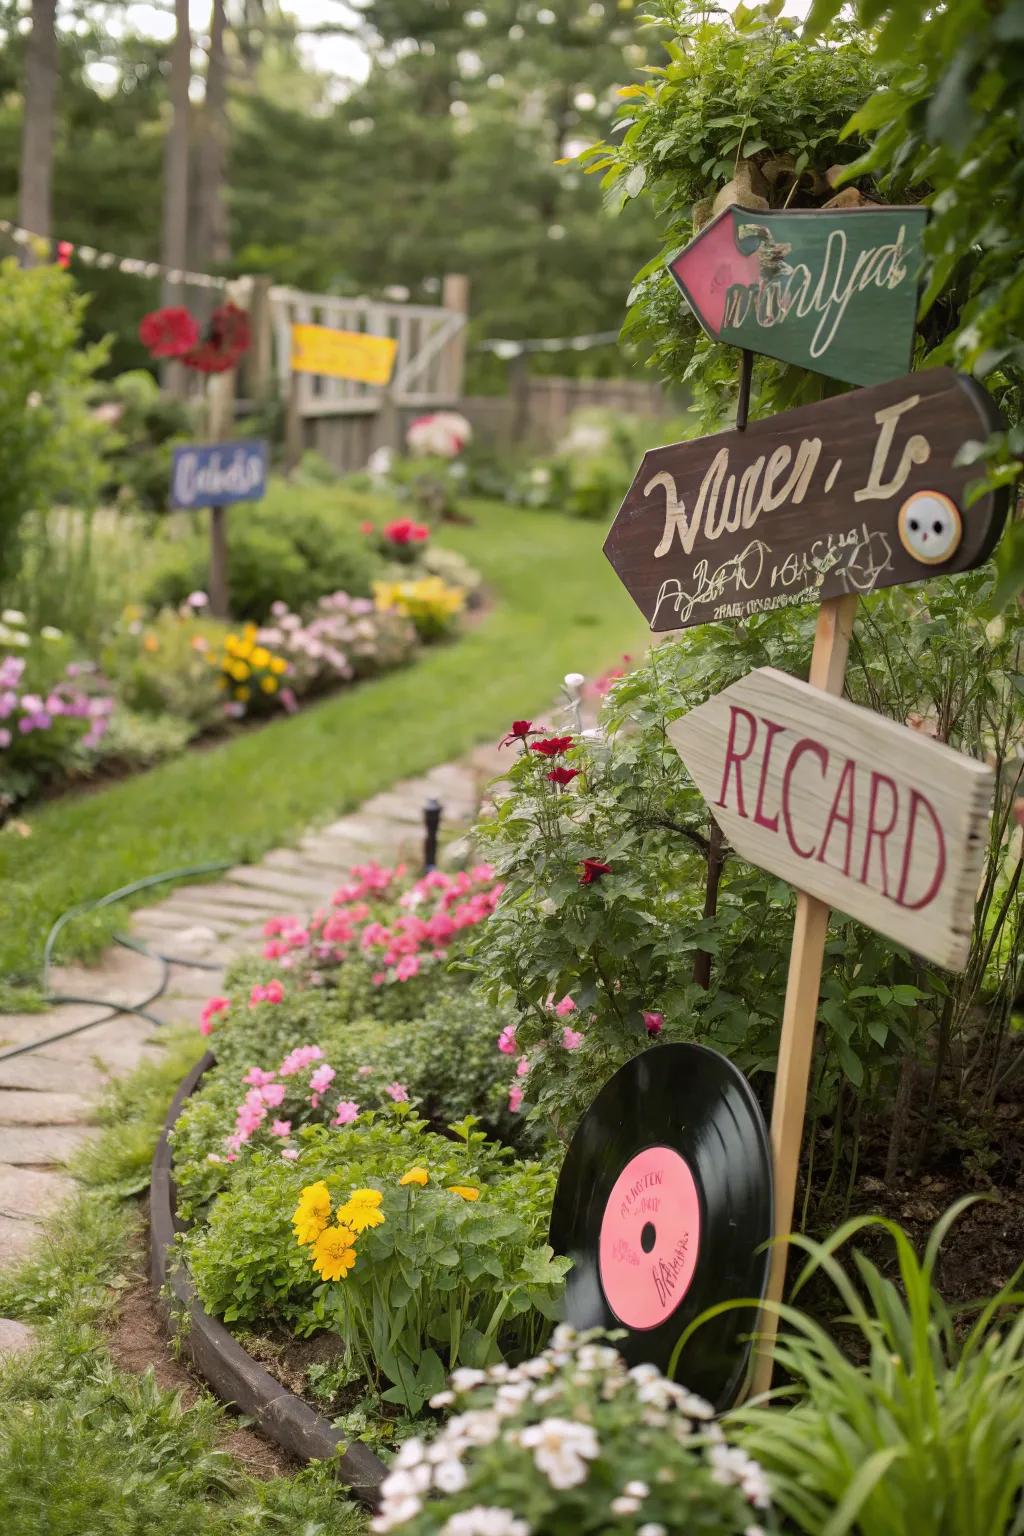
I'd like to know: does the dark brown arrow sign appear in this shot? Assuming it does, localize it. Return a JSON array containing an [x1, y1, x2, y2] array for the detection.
[[604, 367, 1007, 633]]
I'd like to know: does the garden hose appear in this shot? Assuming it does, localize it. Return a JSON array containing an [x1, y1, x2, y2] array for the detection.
[[0, 860, 233, 1063]]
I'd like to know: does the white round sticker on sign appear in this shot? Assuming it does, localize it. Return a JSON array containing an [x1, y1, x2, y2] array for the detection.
[[897, 490, 963, 565]]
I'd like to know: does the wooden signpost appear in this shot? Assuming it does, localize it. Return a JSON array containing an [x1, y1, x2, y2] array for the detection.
[[601, 201, 1014, 1402], [290, 323, 398, 386], [667, 668, 993, 972], [604, 367, 1008, 633], [668, 205, 929, 387]]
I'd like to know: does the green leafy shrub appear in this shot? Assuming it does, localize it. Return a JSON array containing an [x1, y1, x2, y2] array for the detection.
[[370, 1324, 772, 1534], [143, 482, 383, 621], [0, 261, 109, 589], [96, 368, 195, 511], [182, 1108, 566, 1413], [731, 1201, 1024, 1535], [102, 607, 229, 728]]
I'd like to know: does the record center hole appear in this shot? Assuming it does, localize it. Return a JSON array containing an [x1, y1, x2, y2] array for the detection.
[[640, 1222, 656, 1254]]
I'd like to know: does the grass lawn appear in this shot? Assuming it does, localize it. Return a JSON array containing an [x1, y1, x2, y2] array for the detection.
[[1, 499, 648, 989]]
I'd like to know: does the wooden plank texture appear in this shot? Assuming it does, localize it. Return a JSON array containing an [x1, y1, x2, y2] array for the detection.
[[667, 666, 993, 970], [668, 204, 929, 387], [604, 367, 1007, 632]]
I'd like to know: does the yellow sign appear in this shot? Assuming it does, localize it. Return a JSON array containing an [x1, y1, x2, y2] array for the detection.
[[290, 323, 398, 386]]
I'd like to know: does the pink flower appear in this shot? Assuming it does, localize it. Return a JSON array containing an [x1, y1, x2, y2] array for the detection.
[[200, 995, 230, 1034], [356, 1065, 374, 1078], [643, 1010, 664, 1037], [516, 1055, 530, 1078], [260, 1082, 287, 1107], [279, 1044, 324, 1077], [309, 1064, 336, 1094], [497, 1024, 518, 1056], [242, 1066, 275, 1087], [554, 996, 576, 1017], [508, 1084, 524, 1113], [562, 1027, 584, 1051], [332, 1100, 360, 1125], [385, 1081, 409, 1102], [395, 954, 421, 982], [270, 1119, 291, 1137], [371, 972, 387, 986], [248, 979, 285, 1008], [281, 1147, 299, 1161]]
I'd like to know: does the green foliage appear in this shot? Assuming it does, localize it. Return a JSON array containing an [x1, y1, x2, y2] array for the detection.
[[182, 1108, 567, 1413], [583, 1, 878, 419], [0, 261, 109, 587], [142, 482, 385, 623], [731, 1201, 1024, 1535], [98, 369, 196, 511], [102, 608, 229, 728]]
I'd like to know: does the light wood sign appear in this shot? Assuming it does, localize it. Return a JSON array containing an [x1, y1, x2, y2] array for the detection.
[[668, 667, 992, 971], [290, 323, 398, 385], [604, 367, 1008, 633], [668, 205, 929, 387]]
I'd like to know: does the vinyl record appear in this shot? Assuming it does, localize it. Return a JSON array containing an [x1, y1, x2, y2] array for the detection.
[[549, 1042, 772, 1409]]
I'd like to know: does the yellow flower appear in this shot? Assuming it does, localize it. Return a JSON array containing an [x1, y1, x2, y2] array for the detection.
[[447, 1185, 480, 1202], [293, 1180, 332, 1245], [243, 623, 258, 641], [236, 642, 253, 661], [231, 661, 250, 681], [399, 1167, 429, 1187], [336, 1187, 385, 1232], [312, 1224, 357, 1281], [251, 646, 271, 668], [270, 657, 287, 675], [260, 676, 278, 694], [234, 686, 250, 702], [225, 635, 239, 656]]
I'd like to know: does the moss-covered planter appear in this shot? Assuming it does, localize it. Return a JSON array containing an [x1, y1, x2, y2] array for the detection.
[[149, 1052, 387, 1504]]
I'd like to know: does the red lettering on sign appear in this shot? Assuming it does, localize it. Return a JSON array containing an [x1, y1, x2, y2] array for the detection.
[[782, 739, 829, 858], [818, 758, 856, 876], [895, 789, 946, 910], [859, 771, 899, 896], [716, 705, 757, 816], [753, 718, 787, 832]]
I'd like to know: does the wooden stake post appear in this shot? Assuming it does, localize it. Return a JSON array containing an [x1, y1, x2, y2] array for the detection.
[[749, 592, 856, 1397], [206, 368, 235, 618]]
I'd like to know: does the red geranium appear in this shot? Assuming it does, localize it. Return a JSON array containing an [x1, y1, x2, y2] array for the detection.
[[384, 518, 430, 546], [530, 735, 574, 757], [548, 766, 579, 786], [579, 858, 611, 885], [183, 302, 251, 374], [499, 720, 545, 749], [139, 306, 200, 359]]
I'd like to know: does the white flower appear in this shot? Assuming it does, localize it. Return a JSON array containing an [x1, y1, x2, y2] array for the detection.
[[40, 625, 63, 640], [520, 1416, 599, 1490], [394, 1437, 426, 1469], [447, 1409, 502, 1449], [529, 466, 551, 486], [367, 445, 393, 476], [639, 1525, 668, 1536], [440, 1508, 530, 1536], [25, 391, 42, 409], [986, 616, 1006, 644], [430, 1389, 456, 1409], [450, 1367, 488, 1392], [708, 1443, 771, 1506], [371, 1492, 423, 1531], [611, 1496, 640, 1515], [550, 1324, 577, 1350], [1, 610, 26, 626], [624, 1480, 649, 1498], [745, 1527, 767, 1536], [433, 1458, 468, 1493], [381, 1465, 431, 1498]]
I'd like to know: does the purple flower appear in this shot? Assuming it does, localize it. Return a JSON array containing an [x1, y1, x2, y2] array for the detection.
[[0, 728, 10, 750]]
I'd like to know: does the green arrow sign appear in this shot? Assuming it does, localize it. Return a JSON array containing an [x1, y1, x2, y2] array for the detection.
[[668, 204, 930, 388]]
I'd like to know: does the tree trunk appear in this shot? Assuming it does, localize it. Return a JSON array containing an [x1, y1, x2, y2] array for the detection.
[[18, 0, 58, 262], [161, 0, 191, 396], [193, 0, 231, 282]]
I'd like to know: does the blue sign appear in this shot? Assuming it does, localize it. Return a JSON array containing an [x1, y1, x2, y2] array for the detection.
[[170, 439, 268, 509]]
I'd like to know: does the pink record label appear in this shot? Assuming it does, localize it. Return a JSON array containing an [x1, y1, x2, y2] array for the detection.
[[598, 1145, 701, 1330]]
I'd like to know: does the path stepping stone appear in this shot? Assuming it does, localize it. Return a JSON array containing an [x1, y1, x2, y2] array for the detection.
[[0, 1317, 38, 1354]]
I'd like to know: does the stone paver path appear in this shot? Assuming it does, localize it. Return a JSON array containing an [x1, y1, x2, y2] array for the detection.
[[0, 737, 510, 1267]]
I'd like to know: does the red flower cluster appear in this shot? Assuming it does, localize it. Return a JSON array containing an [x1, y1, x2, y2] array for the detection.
[[138, 306, 199, 359], [579, 858, 611, 885], [138, 301, 250, 374], [530, 735, 574, 757], [383, 518, 430, 546], [255, 860, 503, 988], [548, 766, 579, 787]]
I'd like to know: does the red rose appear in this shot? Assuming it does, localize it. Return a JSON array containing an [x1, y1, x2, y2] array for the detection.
[[548, 766, 579, 787], [384, 518, 417, 544], [530, 735, 575, 757], [579, 859, 611, 885], [643, 1010, 664, 1037], [139, 306, 200, 359], [499, 720, 545, 748], [411, 523, 430, 541]]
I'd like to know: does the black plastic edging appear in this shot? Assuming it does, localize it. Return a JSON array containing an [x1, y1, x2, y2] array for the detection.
[[149, 1052, 387, 1504]]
